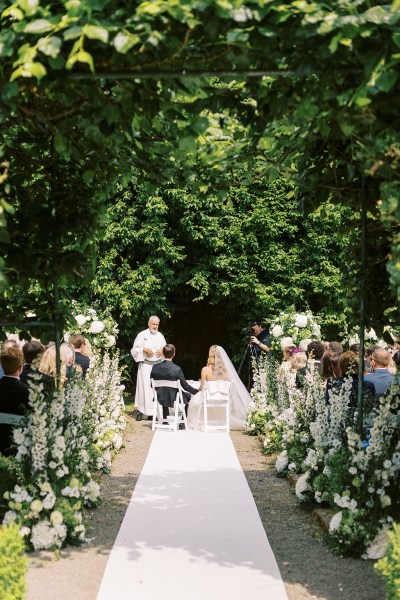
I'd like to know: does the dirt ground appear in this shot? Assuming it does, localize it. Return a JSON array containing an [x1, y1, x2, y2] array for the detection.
[[26, 414, 385, 600]]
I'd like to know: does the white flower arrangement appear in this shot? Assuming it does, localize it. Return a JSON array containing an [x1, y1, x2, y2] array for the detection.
[[3, 349, 126, 551], [268, 306, 321, 358], [65, 302, 119, 350]]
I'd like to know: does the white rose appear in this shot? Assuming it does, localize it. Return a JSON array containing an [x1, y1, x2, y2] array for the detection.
[[50, 511, 64, 526], [271, 325, 284, 338], [75, 314, 87, 327], [63, 332, 70, 343], [348, 336, 358, 347], [89, 320, 105, 334], [30, 499, 43, 513], [295, 314, 308, 328]]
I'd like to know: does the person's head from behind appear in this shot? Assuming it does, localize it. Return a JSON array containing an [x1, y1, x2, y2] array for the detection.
[[321, 351, 340, 379], [23, 340, 45, 366], [339, 351, 359, 377], [1, 345, 23, 376], [329, 341, 343, 355], [349, 343, 360, 355], [306, 341, 324, 361], [290, 351, 307, 371], [39, 343, 75, 379], [207, 345, 227, 378], [69, 334, 86, 351], [163, 344, 175, 359], [283, 345, 297, 361], [148, 316, 160, 333], [370, 348, 391, 369]]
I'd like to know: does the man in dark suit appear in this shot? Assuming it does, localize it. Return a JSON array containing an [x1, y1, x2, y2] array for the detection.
[[0, 344, 29, 455], [70, 334, 90, 378], [151, 344, 198, 422], [20, 340, 54, 389]]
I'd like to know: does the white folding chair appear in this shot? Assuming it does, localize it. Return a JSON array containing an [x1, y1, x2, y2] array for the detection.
[[151, 379, 188, 432], [201, 380, 231, 434]]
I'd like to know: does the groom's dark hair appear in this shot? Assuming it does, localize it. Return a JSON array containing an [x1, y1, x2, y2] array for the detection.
[[163, 344, 176, 359]]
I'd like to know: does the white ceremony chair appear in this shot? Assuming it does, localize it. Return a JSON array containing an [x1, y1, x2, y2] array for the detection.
[[151, 379, 188, 432], [195, 380, 231, 434]]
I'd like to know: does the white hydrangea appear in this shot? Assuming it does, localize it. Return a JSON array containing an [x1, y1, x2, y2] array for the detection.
[[295, 314, 308, 328], [75, 314, 87, 327], [299, 338, 312, 351], [363, 529, 390, 560], [271, 325, 284, 338], [295, 471, 310, 500], [329, 511, 343, 533], [275, 450, 288, 474], [89, 320, 105, 334], [280, 337, 294, 350]]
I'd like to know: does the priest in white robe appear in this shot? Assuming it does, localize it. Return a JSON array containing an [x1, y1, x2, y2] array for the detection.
[[131, 316, 166, 421]]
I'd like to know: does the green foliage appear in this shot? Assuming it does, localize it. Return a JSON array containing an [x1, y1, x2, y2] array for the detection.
[[0, 522, 27, 600], [0, 455, 20, 520], [376, 523, 400, 600]]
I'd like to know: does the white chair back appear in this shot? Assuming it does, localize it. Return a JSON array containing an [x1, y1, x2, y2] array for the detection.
[[202, 380, 231, 433], [151, 379, 187, 432]]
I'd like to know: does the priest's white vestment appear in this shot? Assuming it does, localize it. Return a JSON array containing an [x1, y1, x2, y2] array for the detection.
[[131, 328, 166, 416]]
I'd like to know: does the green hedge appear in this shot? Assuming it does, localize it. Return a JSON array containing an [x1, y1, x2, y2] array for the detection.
[[0, 455, 20, 521], [0, 522, 27, 600], [376, 524, 400, 600]]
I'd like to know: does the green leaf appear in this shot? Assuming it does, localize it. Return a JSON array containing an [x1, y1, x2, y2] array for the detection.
[[54, 133, 67, 154], [113, 32, 140, 54], [63, 27, 83, 41], [24, 19, 54, 34], [10, 61, 47, 81], [393, 33, 400, 48], [354, 96, 371, 107], [227, 29, 249, 43], [37, 36, 62, 58], [375, 70, 398, 92], [66, 50, 95, 73], [82, 24, 109, 44]]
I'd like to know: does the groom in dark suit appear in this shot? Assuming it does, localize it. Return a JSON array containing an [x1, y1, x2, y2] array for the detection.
[[151, 344, 198, 421]]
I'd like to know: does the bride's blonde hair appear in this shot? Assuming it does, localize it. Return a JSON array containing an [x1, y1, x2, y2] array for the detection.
[[207, 345, 227, 379]]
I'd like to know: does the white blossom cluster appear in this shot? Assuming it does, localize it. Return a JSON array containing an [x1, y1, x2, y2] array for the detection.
[[247, 344, 400, 555], [65, 303, 119, 349], [3, 349, 126, 551]]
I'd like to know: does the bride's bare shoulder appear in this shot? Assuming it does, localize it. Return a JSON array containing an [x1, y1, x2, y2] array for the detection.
[[201, 365, 213, 377]]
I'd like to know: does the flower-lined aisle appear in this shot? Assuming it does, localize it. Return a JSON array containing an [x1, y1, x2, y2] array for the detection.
[[1, 308, 126, 551], [247, 351, 400, 560]]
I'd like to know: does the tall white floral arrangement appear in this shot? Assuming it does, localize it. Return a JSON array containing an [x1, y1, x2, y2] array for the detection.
[[269, 306, 321, 358], [65, 302, 119, 350]]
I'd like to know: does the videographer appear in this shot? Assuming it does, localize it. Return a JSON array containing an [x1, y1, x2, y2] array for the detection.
[[249, 320, 270, 359]]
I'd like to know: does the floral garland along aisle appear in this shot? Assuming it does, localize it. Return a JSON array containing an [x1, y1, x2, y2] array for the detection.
[[247, 349, 400, 559], [3, 309, 126, 551]]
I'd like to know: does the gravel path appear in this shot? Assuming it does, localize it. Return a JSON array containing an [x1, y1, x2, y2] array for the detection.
[[26, 415, 385, 600]]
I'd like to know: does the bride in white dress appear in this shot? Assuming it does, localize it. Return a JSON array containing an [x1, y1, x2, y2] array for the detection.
[[187, 345, 252, 430]]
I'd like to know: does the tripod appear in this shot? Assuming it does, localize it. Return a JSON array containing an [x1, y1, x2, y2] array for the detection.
[[237, 343, 258, 391]]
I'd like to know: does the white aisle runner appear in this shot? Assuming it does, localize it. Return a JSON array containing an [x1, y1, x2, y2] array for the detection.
[[96, 431, 288, 600]]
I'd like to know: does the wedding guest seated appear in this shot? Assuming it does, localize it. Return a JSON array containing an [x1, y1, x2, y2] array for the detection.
[[0, 339, 18, 379], [349, 343, 360, 355], [329, 341, 343, 355], [365, 345, 379, 373], [290, 349, 307, 372], [20, 340, 54, 389], [364, 348, 395, 399], [326, 351, 375, 408], [151, 344, 198, 424], [296, 341, 324, 387], [321, 351, 340, 386], [0, 344, 29, 455], [70, 334, 90, 378], [39, 342, 76, 384]]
